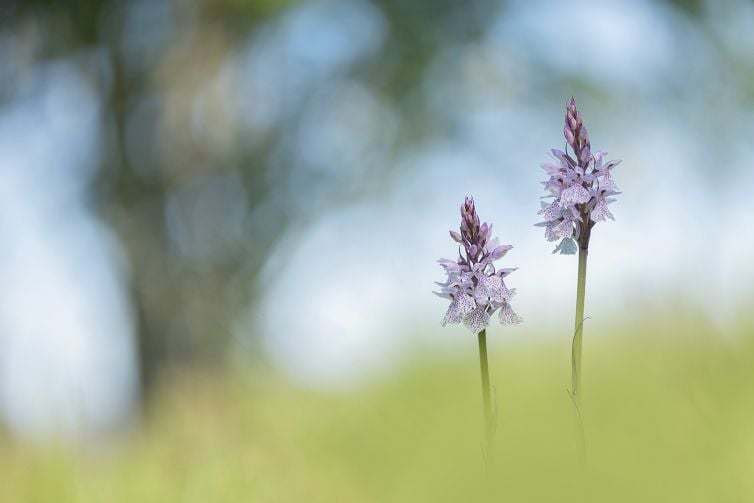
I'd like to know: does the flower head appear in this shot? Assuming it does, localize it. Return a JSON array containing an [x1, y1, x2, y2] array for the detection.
[[435, 196, 521, 333], [536, 98, 621, 254]]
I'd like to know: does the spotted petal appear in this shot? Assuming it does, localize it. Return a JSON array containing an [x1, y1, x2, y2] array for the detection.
[[553, 219, 575, 239], [591, 199, 614, 222], [561, 184, 591, 205], [499, 302, 522, 325], [538, 199, 562, 221], [463, 307, 490, 333], [475, 275, 504, 304]]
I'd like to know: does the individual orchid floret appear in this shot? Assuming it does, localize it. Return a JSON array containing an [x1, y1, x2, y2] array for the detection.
[[536, 98, 622, 254], [435, 196, 521, 333]]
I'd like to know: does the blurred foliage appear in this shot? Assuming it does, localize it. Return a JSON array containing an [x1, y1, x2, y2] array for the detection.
[[0, 0, 508, 400], [2, 315, 754, 502], [0, 0, 740, 409]]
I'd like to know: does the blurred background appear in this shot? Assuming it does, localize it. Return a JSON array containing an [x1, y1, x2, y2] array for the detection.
[[1, 0, 754, 500]]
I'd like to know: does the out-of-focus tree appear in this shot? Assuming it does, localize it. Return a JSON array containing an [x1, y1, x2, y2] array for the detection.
[[0, 0, 509, 403]]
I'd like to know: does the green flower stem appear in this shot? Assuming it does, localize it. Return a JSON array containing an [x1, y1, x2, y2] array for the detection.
[[571, 224, 592, 493], [571, 245, 588, 404], [477, 329, 494, 465]]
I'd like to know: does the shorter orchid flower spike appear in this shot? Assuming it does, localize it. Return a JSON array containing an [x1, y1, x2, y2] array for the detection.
[[536, 98, 622, 254], [435, 196, 521, 333]]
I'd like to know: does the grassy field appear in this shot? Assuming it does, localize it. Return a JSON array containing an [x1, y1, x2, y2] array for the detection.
[[3, 313, 754, 502]]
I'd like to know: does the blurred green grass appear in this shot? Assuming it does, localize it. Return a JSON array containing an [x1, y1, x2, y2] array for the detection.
[[3, 313, 754, 502]]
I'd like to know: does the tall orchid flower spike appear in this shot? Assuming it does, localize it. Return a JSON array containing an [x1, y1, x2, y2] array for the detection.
[[435, 196, 521, 467], [435, 196, 521, 333], [536, 97, 621, 407]]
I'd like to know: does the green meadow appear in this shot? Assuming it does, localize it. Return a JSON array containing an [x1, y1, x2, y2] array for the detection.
[[4, 312, 754, 502]]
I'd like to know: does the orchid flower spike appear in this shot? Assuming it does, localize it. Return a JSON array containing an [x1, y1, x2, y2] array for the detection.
[[435, 196, 521, 333], [536, 97, 622, 254]]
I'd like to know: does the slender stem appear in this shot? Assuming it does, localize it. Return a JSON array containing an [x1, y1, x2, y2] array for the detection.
[[478, 329, 494, 466], [572, 246, 588, 404], [571, 223, 592, 498]]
